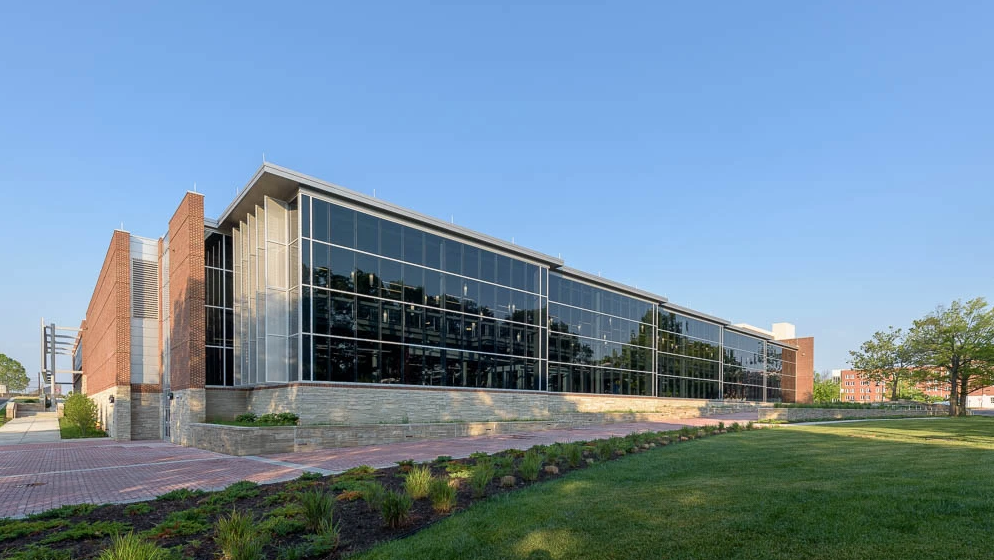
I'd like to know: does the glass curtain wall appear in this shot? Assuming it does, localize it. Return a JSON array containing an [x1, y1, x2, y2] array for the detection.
[[547, 273, 654, 396], [765, 344, 784, 402], [299, 193, 546, 390], [722, 330, 766, 400], [656, 311, 722, 399], [205, 231, 233, 386]]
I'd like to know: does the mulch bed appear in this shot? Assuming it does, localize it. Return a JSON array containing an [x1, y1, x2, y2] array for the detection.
[[0, 426, 743, 559]]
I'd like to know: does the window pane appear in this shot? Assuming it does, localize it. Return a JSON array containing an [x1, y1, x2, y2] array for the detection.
[[462, 245, 479, 279], [424, 233, 442, 269], [330, 204, 355, 247], [443, 239, 461, 275], [330, 247, 355, 292], [356, 212, 379, 253], [331, 294, 355, 337], [300, 195, 311, 239], [331, 338, 356, 382], [380, 220, 403, 260], [312, 199, 330, 243], [402, 226, 423, 263], [480, 250, 496, 283]]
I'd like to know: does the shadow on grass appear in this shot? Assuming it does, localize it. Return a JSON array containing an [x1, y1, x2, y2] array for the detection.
[[355, 418, 994, 560]]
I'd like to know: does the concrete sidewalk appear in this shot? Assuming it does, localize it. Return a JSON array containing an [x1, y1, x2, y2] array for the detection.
[[0, 412, 62, 445], [0, 412, 755, 518]]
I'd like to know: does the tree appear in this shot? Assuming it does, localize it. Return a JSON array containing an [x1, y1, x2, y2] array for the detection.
[[812, 375, 841, 403], [63, 392, 98, 436], [0, 353, 30, 393], [849, 327, 915, 401], [905, 298, 994, 416]]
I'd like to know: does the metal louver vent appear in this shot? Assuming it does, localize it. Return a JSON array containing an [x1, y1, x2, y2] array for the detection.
[[132, 259, 159, 319]]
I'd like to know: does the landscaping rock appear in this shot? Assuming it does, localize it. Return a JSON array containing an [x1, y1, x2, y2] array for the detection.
[[544, 466, 559, 475], [679, 436, 689, 442], [500, 476, 516, 488], [585, 458, 596, 465]]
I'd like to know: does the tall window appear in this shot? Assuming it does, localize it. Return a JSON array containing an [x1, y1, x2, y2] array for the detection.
[[205, 231, 233, 386]]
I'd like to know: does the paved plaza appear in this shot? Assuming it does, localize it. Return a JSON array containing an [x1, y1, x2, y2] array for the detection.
[[0, 413, 754, 518]]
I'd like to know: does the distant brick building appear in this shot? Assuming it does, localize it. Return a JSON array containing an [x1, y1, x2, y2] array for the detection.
[[837, 369, 949, 402]]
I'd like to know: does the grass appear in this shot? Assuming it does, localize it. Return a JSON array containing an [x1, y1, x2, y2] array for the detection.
[[356, 418, 994, 560], [57, 417, 108, 439]]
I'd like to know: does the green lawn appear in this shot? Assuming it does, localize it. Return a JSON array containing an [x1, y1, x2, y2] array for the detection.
[[58, 418, 108, 439], [357, 418, 994, 560]]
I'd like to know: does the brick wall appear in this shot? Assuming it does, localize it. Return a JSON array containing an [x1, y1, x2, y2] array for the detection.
[[82, 230, 131, 396], [167, 192, 205, 392], [781, 337, 814, 404]]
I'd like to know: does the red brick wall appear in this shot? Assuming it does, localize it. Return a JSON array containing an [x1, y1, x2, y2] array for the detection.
[[841, 368, 950, 401], [781, 337, 814, 404], [82, 231, 131, 395], [168, 193, 206, 391]]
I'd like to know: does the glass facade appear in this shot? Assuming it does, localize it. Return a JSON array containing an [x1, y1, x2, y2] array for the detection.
[[547, 273, 653, 396], [298, 194, 545, 390], [205, 231, 233, 386], [657, 311, 722, 399], [215, 185, 800, 402]]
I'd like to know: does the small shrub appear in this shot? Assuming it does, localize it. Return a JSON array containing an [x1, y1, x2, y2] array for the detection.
[[205, 481, 260, 505], [468, 451, 490, 459], [381, 491, 413, 528], [214, 510, 269, 560], [300, 490, 335, 533], [142, 508, 209, 539], [340, 465, 376, 480], [296, 471, 323, 482], [565, 443, 582, 468], [747, 421, 755, 430], [545, 443, 563, 464], [41, 521, 130, 544], [731, 422, 742, 432], [63, 392, 98, 437], [596, 440, 614, 461], [470, 458, 497, 498], [156, 488, 204, 501], [518, 450, 543, 481], [29, 503, 97, 519], [717, 421, 726, 431], [5, 545, 72, 560], [395, 459, 415, 473], [494, 455, 515, 477], [124, 503, 152, 516], [433, 455, 453, 464], [0, 519, 66, 542], [428, 477, 457, 513], [336, 490, 362, 502], [97, 532, 169, 560], [235, 413, 257, 423], [404, 465, 433, 499], [260, 515, 306, 536], [357, 481, 387, 512]]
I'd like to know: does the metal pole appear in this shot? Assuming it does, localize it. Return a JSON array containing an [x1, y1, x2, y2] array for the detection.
[[49, 322, 57, 407], [39, 318, 45, 398]]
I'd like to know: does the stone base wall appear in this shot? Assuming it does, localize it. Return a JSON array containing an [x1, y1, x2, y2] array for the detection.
[[188, 420, 573, 456], [205, 388, 249, 421], [169, 388, 205, 446], [243, 383, 712, 426], [130, 392, 162, 440], [759, 407, 942, 422], [91, 386, 131, 441]]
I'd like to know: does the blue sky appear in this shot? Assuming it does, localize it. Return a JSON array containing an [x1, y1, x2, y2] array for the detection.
[[1, 2, 991, 387]]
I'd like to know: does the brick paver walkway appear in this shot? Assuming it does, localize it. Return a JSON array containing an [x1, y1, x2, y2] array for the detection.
[[0, 412, 754, 518]]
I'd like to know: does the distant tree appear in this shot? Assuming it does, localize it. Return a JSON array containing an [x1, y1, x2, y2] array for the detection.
[[0, 353, 29, 392], [849, 327, 915, 402], [905, 298, 994, 416], [812, 376, 841, 404]]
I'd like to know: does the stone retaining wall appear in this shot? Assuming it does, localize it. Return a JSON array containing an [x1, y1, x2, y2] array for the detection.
[[231, 383, 714, 426], [188, 420, 570, 456], [758, 407, 941, 422]]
